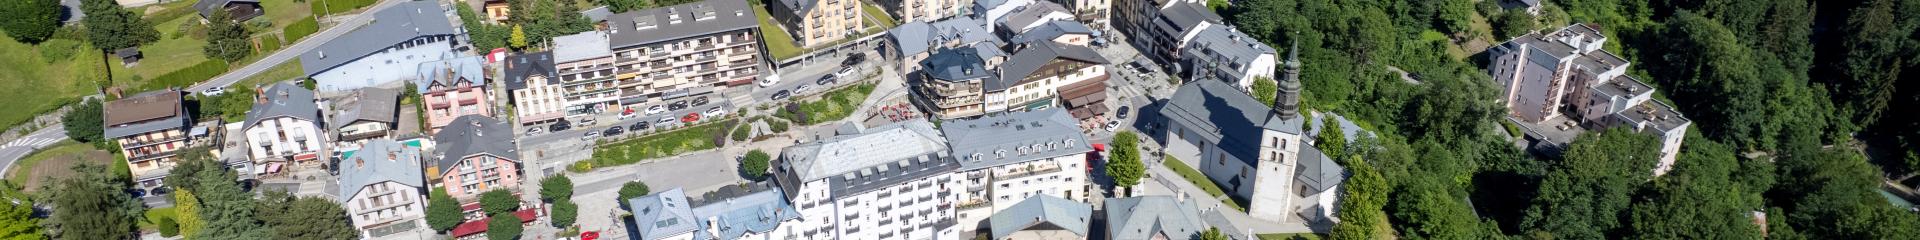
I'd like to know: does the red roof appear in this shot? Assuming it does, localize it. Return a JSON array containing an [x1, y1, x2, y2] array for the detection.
[[448, 208, 543, 237]]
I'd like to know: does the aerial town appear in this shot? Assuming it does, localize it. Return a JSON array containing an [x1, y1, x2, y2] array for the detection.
[[0, 0, 1917, 239]]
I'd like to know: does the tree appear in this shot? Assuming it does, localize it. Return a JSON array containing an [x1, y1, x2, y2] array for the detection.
[[1330, 154, 1388, 240], [550, 201, 577, 228], [1521, 128, 1660, 239], [538, 175, 573, 203], [173, 190, 205, 237], [479, 189, 519, 216], [188, 157, 270, 239], [618, 181, 651, 201], [1206, 0, 1229, 13], [1106, 131, 1146, 188], [155, 217, 178, 237], [508, 24, 528, 50], [256, 191, 358, 240], [61, 99, 104, 144], [77, 0, 157, 51], [0, 0, 60, 44], [1626, 137, 1764, 239], [1200, 227, 1229, 240], [1252, 77, 1278, 107], [202, 10, 253, 62], [1388, 175, 1488, 240], [1494, 10, 1536, 39], [41, 162, 140, 240], [1433, 0, 1475, 34], [602, 0, 652, 13], [426, 188, 464, 232], [1316, 121, 1348, 161], [742, 150, 771, 179], [487, 213, 523, 240], [0, 198, 45, 239]]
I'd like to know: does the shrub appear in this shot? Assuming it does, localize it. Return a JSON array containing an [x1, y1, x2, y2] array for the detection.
[[618, 181, 650, 200], [731, 124, 750, 142], [37, 39, 82, 62], [768, 119, 789, 133], [283, 18, 318, 42], [567, 161, 594, 173], [139, 60, 230, 91], [157, 216, 179, 237], [257, 36, 282, 53]]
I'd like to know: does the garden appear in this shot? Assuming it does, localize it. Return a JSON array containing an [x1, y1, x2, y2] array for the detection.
[[774, 83, 875, 125], [572, 119, 738, 172]]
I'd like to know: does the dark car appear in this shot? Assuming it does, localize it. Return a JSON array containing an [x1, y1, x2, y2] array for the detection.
[[669, 100, 689, 111], [150, 187, 172, 195], [1117, 105, 1131, 119], [129, 189, 148, 198], [817, 74, 838, 85], [842, 53, 865, 66], [632, 121, 651, 131], [771, 90, 791, 101], [549, 121, 571, 132], [604, 126, 625, 136], [692, 96, 710, 106]]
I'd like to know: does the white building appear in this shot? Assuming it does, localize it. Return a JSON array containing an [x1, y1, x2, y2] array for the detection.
[[243, 82, 326, 174], [338, 139, 429, 238], [1486, 23, 1690, 175], [773, 121, 964, 240], [328, 87, 400, 151], [984, 42, 1109, 114], [1177, 26, 1276, 91], [993, 2, 1074, 35], [1155, 46, 1345, 223], [550, 31, 621, 116], [626, 184, 806, 240], [503, 51, 568, 126], [941, 108, 1093, 231]]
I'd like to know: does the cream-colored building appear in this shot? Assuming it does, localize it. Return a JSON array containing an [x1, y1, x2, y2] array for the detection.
[[605, 0, 765, 106], [875, 0, 972, 23], [944, 109, 1094, 232], [503, 52, 568, 125], [770, 0, 865, 47], [104, 90, 194, 190]]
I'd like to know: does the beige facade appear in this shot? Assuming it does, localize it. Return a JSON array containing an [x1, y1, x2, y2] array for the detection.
[[876, 0, 972, 23], [770, 0, 866, 47], [610, 31, 761, 104]]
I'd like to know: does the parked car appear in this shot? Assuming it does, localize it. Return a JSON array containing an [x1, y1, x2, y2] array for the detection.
[[655, 117, 678, 129], [578, 117, 597, 126], [550, 121, 572, 132], [150, 187, 171, 195], [681, 112, 702, 123], [581, 131, 600, 140], [604, 126, 625, 136], [1105, 120, 1121, 132], [202, 87, 226, 96], [631, 122, 650, 131], [795, 84, 814, 93], [669, 100, 689, 111], [645, 105, 667, 115], [835, 66, 855, 77], [758, 77, 780, 87], [705, 107, 726, 117], [842, 53, 865, 66], [619, 109, 638, 119], [1117, 106, 1131, 119], [771, 90, 791, 101], [692, 96, 710, 106], [817, 74, 837, 85], [526, 127, 544, 136]]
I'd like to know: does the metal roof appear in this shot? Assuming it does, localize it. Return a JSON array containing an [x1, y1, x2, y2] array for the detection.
[[1180, 26, 1275, 81], [606, 0, 759, 50], [413, 56, 487, 93], [1104, 196, 1209, 240], [1007, 20, 1095, 45], [299, 1, 456, 77], [243, 82, 321, 129], [688, 185, 803, 240], [996, 2, 1070, 33], [628, 188, 699, 240], [338, 139, 425, 199], [942, 108, 1092, 172], [888, 17, 997, 59], [430, 115, 518, 175], [552, 31, 612, 63], [988, 195, 1092, 239], [920, 47, 993, 82], [777, 121, 956, 197], [1292, 143, 1342, 192]]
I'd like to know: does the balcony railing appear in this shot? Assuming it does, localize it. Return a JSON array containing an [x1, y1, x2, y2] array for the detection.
[[122, 134, 188, 148], [127, 148, 181, 162], [994, 164, 1063, 181]]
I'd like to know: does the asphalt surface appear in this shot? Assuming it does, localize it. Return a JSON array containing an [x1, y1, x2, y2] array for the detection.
[[0, 127, 71, 179], [185, 0, 412, 93]]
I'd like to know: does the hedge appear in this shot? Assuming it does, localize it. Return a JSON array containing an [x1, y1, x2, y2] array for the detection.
[[257, 36, 282, 53], [138, 60, 230, 91], [283, 18, 319, 42], [311, 0, 379, 16]]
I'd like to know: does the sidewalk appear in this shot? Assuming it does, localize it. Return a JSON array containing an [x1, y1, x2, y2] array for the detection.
[[1141, 155, 1317, 234]]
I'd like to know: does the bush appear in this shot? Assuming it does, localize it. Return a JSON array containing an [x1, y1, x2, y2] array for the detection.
[[768, 119, 789, 133], [311, 0, 379, 16], [37, 39, 82, 62], [731, 124, 750, 142], [257, 36, 282, 53], [567, 161, 594, 173], [283, 18, 319, 42], [618, 181, 650, 201], [139, 60, 230, 91], [157, 216, 179, 237], [478, 189, 518, 216]]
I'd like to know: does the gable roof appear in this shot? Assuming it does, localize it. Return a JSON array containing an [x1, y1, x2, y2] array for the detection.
[[920, 47, 993, 82], [503, 52, 556, 91], [688, 184, 802, 240], [1007, 20, 1095, 45], [889, 17, 997, 59], [415, 56, 487, 93], [338, 139, 425, 199], [104, 90, 189, 139], [1181, 26, 1275, 80], [777, 121, 957, 197], [1157, 1, 1221, 33], [778, 0, 820, 14], [300, 1, 456, 77], [329, 87, 400, 131], [192, 0, 257, 18], [1158, 80, 1304, 164], [1104, 196, 1209, 240], [989, 195, 1092, 239], [608, 0, 760, 50], [628, 188, 698, 240], [993, 42, 1109, 90], [997, 2, 1071, 33], [243, 82, 320, 129], [942, 108, 1092, 171], [431, 115, 517, 175], [1293, 143, 1344, 192]]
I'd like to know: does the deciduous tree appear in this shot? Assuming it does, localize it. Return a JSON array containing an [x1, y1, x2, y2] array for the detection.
[[550, 200, 577, 228], [538, 175, 573, 202], [742, 150, 771, 179], [0, 0, 60, 44], [487, 213, 522, 240], [480, 189, 519, 216], [78, 0, 157, 51], [426, 188, 463, 232], [0, 198, 45, 239], [202, 10, 253, 62], [61, 99, 104, 144], [618, 181, 651, 201], [1106, 131, 1145, 188]]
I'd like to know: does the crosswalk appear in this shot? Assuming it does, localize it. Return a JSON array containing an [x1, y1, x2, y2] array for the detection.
[[0, 137, 60, 149]]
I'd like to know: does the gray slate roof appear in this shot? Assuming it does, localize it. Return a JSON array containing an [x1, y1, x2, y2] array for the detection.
[[1158, 79, 1304, 165], [607, 0, 759, 50], [415, 56, 487, 93], [1104, 196, 1209, 240], [103, 90, 189, 139], [688, 186, 802, 240], [993, 42, 1109, 91], [997, 2, 1070, 33], [1181, 26, 1275, 80], [338, 139, 425, 199], [889, 17, 997, 59], [1156, 1, 1221, 34], [1008, 20, 1095, 45], [300, 1, 456, 76], [193, 0, 257, 18], [942, 108, 1091, 171], [430, 115, 517, 175], [503, 52, 556, 91], [988, 195, 1092, 240], [920, 47, 992, 82], [778, 121, 955, 197], [628, 188, 698, 240], [1293, 143, 1342, 192], [328, 87, 400, 131], [778, 0, 819, 14], [243, 82, 320, 130]]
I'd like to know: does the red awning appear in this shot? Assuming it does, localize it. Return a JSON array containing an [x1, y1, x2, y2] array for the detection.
[[450, 219, 489, 237], [1092, 143, 1106, 151], [293, 153, 318, 161]]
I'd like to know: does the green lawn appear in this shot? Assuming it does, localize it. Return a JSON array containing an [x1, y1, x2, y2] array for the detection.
[[775, 83, 876, 125], [258, 0, 317, 30], [1258, 233, 1327, 240], [861, 2, 897, 29], [5, 141, 111, 193], [0, 37, 102, 131], [140, 206, 178, 232], [752, 6, 804, 61], [583, 119, 738, 171], [1161, 155, 1245, 211], [112, 13, 214, 90], [237, 59, 306, 87]]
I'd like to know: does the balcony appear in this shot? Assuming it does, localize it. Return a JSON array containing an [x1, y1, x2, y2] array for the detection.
[[955, 200, 989, 210], [994, 164, 1063, 181], [127, 148, 181, 162], [121, 134, 187, 149]]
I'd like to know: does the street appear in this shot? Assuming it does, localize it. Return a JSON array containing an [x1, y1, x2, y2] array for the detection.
[[0, 127, 69, 177], [186, 0, 414, 93]]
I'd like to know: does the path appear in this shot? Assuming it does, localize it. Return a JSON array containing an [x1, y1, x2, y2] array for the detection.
[[185, 0, 412, 92], [1385, 65, 1422, 84]]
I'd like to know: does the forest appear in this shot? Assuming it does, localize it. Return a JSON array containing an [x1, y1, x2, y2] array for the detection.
[[1220, 0, 1920, 239]]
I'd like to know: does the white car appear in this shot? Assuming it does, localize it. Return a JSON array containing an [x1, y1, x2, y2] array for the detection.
[[645, 105, 667, 115], [577, 117, 597, 126], [705, 107, 727, 117], [202, 87, 226, 96], [795, 84, 815, 93], [758, 75, 781, 87], [835, 67, 855, 77], [581, 131, 600, 141], [1105, 120, 1121, 132], [525, 127, 543, 136]]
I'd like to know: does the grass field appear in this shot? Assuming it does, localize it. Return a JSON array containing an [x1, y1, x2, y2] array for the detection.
[[0, 37, 104, 131], [237, 59, 306, 87], [1258, 233, 1327, 240], [775, 83, 876, 125], [5, 141, 112, 193], [1161, 155, 1246, 211], [580, 119, 736, 171], [861, 3, 897, 29], [140, 206, 178, 232], [752, 7, 803, 61], [259, 0, 318, 30]]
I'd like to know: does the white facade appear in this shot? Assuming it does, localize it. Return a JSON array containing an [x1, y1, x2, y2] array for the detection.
[[783, 173, 963, 240], [246, 117, 325, 162], [1163, 124, 1301, 222], [954, 153, 1089, 230], [985, 64, 1105, 112], [512, 75, 569, 124], [346, 181, 428, 238]]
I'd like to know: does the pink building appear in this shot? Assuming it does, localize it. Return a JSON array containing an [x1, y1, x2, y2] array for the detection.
[[417, 57, 495, 134], [428, 115, 522, 200]]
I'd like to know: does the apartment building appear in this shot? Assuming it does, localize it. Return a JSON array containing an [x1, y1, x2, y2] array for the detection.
[[942, 109, 1093, 231], [427, 115, 522, 199], [887, 17, 997, 75], [972, 0, 1033, 34], [415, 57, 494, 134], [1487, 23, 1689, 175], [503, 52, 568, 126], [994, 2, 1073, 35], [773, 121, 963, 240], [104, 90, 193, 190], [986, 195, 1091, 240], [1177, 26, 1276, 91], [985, 42, 1109, 116], [339, 139, 428, 238], [301, 1, 459, 91], [626, 184, 806, 240], [769, 0, 864, 47], [915, 47, 996, 119], [606, 0, 764, 106], [328, 87, 400, 151], [243, 82, 324, 174], [1156, 49, 1346, 223], [550, 32, 622, 116], [1114, 0, 1218, 65], [874, 0, 972, 23], [1044, 0, 1110, 31]]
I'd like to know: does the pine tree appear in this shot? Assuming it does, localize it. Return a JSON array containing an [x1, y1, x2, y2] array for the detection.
[[509, 25, 528, 50]]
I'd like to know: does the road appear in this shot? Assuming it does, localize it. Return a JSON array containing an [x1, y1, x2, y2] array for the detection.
[[0, 127, 71, 178], [185, 0, 412, 93]]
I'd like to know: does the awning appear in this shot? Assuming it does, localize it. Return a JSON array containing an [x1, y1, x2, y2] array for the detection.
[[266, 162, 284, 173], [294, 153, 319, 161]]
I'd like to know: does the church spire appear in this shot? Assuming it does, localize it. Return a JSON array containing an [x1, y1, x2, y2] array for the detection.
[[1275, 40, 1302, 119]]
